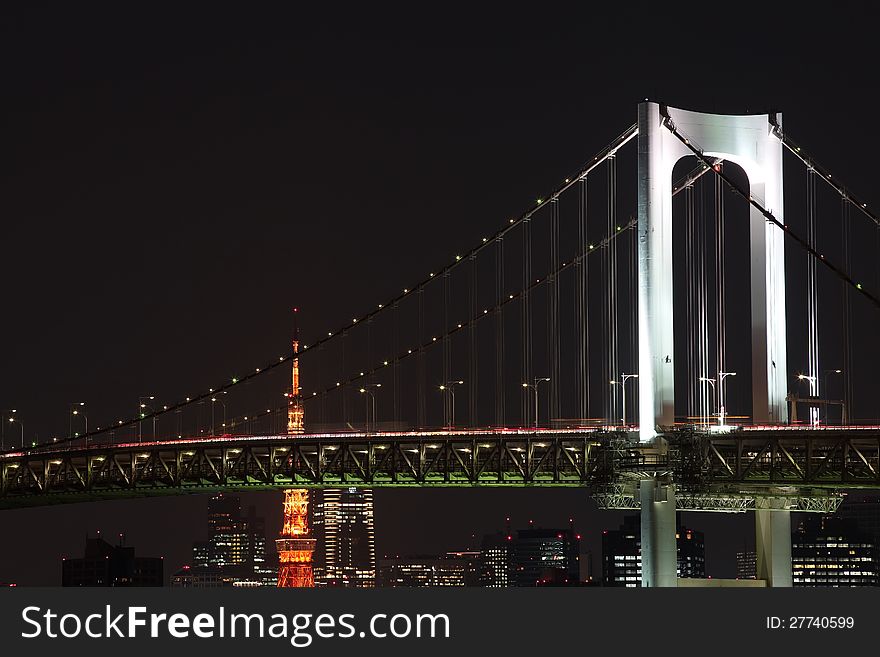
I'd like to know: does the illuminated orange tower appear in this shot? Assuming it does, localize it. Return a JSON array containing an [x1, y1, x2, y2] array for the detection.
[[287, 308, 305, 434], [277, 308, 315, 588], [276, 489, 316, 587]]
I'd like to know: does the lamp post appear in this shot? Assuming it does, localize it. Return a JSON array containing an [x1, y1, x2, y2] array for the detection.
[[8, 416, 23, 448], [717, 372, 736, 426], [797, 374, 818, 426], [1, 409, 16, 449], [612, 373, 639, 427], [823, 369, 842, 424], [438, 381, 464, 429], [522, 378, 550, 429], [698, 377, 717, 427], [359, 383, 382, 431], [211, 395, 227, 435], [70, 402, 88, 446], [138, 396, 155, 442], [68, 402, 86, 439]]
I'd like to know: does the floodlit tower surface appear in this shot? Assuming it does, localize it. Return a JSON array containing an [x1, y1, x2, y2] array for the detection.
[[637, 102, 787, 441], [276, 489, 317, 588], [278, 308, 314, 588]]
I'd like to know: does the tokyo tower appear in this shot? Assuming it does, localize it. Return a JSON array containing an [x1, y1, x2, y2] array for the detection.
[[277, 308, 315, 587]]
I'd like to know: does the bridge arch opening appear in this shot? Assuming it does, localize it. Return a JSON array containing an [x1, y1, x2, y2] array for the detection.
[[670, 157, 754, 426]]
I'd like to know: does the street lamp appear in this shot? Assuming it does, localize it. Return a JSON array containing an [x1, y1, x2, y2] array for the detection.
[[823, 369, 842, 424], [359, 383, 382, 431], [797, 374, 819, 426], [438, 381, 464, 429], [138, 396, 155, 442], [698, 377, 717, 427], [522, 378, 550, 429], [69, 402, 86, 439], [70, 402, 88, 444], [211, 394, 227, 435], [717, 372, 736, 426], [1, 409, 16, 449], [8, 416, 23, 448], [612, 374, 639, 427]]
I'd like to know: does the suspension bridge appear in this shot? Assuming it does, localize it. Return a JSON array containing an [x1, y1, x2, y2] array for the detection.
[[3, 102, 880, 587]]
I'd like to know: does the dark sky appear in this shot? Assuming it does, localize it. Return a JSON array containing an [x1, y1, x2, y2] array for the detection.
[[0, 5, 877, 584]]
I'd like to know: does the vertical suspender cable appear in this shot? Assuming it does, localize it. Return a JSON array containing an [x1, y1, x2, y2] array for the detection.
[[469, 253, 478, 427], [392, 302, 400, 426], [628, 202, 637, 423], [522, 217, 533, 425], [549, 197, 560, 422], [417, 289, 426, 428], [495, 237, 505, 426], [576, 177, 589, 420], [715, 168, 727, 418], [319, 344, 326, 425], [686, 184, 696, 422], [341, 330, 348, 426], [698, 178, 709, 426], [442, 271, 451, 425], [841, 197, 854, 421], [366, 316, 372, 386], [806, 168, 820, 424], [606, 156, 619, 424]]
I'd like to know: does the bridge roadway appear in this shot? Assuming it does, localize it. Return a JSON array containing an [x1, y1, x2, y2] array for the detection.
[[0, 426, 880, 511], [1, 425, 878, 509]]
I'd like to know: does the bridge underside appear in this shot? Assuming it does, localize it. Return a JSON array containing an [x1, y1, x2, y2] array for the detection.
[[1, 428, 877, 509]]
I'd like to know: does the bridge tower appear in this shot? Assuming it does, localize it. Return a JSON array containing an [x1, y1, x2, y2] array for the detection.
[[636, 102, 790, 586], [637, 101, 787, 440], [277, 308, 315, 587]]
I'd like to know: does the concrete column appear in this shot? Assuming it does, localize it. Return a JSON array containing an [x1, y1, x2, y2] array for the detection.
[[749, 180, 788, 424], [640, 478, 678, 587], [637, 103, 677, 442], [755, 509, 792, 587]]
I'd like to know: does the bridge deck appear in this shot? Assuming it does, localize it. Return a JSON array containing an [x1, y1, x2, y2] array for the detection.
[[0, 427, 878, 509]]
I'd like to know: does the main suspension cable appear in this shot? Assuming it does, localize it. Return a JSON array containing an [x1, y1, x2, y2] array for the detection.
[[19, 125, 641, 451], [663, 118, 880, 312], [575, 176, 589, 420]]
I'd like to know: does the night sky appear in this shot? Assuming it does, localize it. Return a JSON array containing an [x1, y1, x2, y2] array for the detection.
[[1, 5, 877, 584]]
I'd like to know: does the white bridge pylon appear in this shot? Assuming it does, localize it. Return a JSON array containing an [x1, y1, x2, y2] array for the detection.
[[637, 101, 788, 442]]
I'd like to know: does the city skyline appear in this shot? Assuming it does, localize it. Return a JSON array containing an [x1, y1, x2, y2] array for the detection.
[[38, 497, 880, 588]]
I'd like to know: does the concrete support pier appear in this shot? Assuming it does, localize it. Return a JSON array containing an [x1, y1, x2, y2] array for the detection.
[[640, 477, 678, 587], [755, 509, 792, 587]]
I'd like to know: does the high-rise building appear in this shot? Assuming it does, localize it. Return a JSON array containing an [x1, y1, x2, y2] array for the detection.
[[676, 526, 706, 578], [480, 532, 514, 587], [206, 493, 248, 567], [792, 516, 879, 587], [313, 487, 377, 587], [602, 515, 706, 586], [445, 550, 482, 586], [192, 541, 211, 567], [378, 552, 481, 587], [62, 535, 163, 587], [513, 528, 580, 587], [177, 494, 274, 587], [736, 550, 757, 579]]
